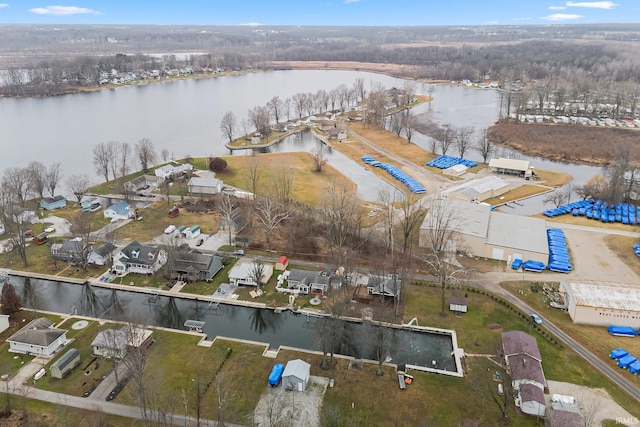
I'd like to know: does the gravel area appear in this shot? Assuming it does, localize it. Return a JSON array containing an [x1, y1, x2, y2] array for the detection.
[[253, 376, 329, 427]]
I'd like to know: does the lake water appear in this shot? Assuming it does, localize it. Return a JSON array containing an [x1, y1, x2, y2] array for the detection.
[[7, 275, 457, 371], [0, 70, 602, 208]]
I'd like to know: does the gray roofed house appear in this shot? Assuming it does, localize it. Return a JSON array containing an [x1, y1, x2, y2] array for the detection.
[[88, 242, 118, 265], [51, 239, 87, 263], [188, 176, 223, 195], [366, 274, 401, 299], [285, 268, 331, 295], [282, 359, 311, 392], [519, 383, 546, 417], [7, 317, 68, 356], [91, 326, 153, 359], [170, 252, 223, 282], [112, 241, 167, 275]]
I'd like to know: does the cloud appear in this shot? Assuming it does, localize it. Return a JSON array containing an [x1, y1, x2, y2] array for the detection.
[[549, 6, 567, 10], [0, 4, 8, 8], [29, 5, 101, 16], [513, 17, 532, 21], [344, 0, 361, 3], [240, 22, 262, 26], [541, 13, 583, 20], [565, 1, 616, 9]]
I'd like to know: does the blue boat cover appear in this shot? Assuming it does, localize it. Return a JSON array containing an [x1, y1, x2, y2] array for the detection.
[[610, 348, 628, 359], [268, 363, 284, 385], [608, 325, 637, 337], [618, 354, 638, 368]]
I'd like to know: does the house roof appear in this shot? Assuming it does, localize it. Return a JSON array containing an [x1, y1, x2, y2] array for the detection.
[[42, 195, 66, 204], [367, 275, 401, 297], [288, 268, 324, 285], [92, 328, 128, 350], [519, 383, 545, 406], [188, 177, 222, 188], [282, 359, 310, 381], [486, 212, 549, 255], [8, 317, 66, 347], [449, 296, 468, 306], [93, 242, 117, 257], [60, 239, 84, 253], [502, 331, 542, 361], [172, 253, 223, 276], [118, 241, 162, 266], [507, 354, 546, 386], [277, 256, 288, 265], [51, 348, 80, 371], [489, 158, 531, 172], [105, 201, 131, 215]]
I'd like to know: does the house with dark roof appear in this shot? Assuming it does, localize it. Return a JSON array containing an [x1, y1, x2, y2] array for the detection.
[[40, 195, 66, 211], [502, 330, 547, 417], [124, 174, 158, 193], [366, 274, 401, 299], [170, 252, 223, 282], [7, 317, 68, 356], [112, 241, 167, 275], [51, 239, 86, 263], [88, 243, 117, 266], [285, 268, 331, 295]]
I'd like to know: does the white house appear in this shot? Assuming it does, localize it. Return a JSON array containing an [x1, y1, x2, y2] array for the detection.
[[88, 243, 118, 266], [285, 269, 331, 295], [282, 359, 311, 391], [184, 225, 201, 239], [112, 241, 167, 275], [366, 274, 401, 299], [7, 318, 67, 356], [154, 163, 193, 180], [188, 176, 223, 195], [91, 326, 153, 359], [0, 314, 9, 335], [9, 206, 38, 225], [104, 201, 133, 221], [228, 260, 273, 287]]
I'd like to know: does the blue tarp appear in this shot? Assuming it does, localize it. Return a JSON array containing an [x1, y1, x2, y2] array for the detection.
[[543, 199, 639, 226], [629, 361, 640, 374], [618, 354, 638, 369], [522, 260, 545, 272], [268, 363, 284, 386], [608, 325, 637, 337], [610, 348, 629, 359], [426, 155, 477, 170], [362, 155, 426, 193], [546, 228, 572, 272], [511, 258, 522, 270]]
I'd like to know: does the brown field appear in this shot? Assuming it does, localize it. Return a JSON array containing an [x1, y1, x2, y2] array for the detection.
[[489, 121, 640, 166], [265, 61, 429, 79], [603, 234, 640, 272], [484, 184, 551, 205]]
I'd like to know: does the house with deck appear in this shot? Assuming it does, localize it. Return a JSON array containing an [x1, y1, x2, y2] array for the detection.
[[112, 241, 167, 275], [88, 243, 118, 266], [285, 269, 331, 295], [91, 326, 153, 359], [50, 239, 87, 263], [366, 274, 402, 300], [228, 260, 273, 287], [170, 252, 224, 282]]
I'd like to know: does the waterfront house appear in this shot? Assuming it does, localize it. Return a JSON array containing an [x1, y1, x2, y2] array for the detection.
[[88, 242, 117, 266], [8, 206, 37, 225], [40, 195, 66, 211], [154, 163, 193, 181], [91, 326, 153, 359], [124, 175, 158, 193], [228, 259, 273, 287], [285, 269, 331, 295], [80, 196, 99, 211], [51, 238, 86, 263], [112, 241, 167, 275], [188, 176, 223, 195], [104, 201, 133, 221], [366, 274, 401, 299], [170, 252, 223, 282], [7, 317, 67, 356], [327, 127, 347, 142]]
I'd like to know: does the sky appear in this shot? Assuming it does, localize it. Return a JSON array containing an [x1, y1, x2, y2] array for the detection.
[[0, 1, 636, 26]]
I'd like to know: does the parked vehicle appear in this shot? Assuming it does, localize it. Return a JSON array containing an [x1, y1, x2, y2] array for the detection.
[[196, 238, 204, 247], [32, 233, 48, 245], [164, 225, 176, 234], [530, 313, 542, 325], [23, 229, 33, 237], [233, 249, 245, 256], [168, 207, 179, 218]]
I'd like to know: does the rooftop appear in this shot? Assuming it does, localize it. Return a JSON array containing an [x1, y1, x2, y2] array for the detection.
[[486, 212, 549, 255], [561, 279, 640, 312]]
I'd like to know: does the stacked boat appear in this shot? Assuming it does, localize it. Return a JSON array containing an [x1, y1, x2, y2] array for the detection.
[[634, 243, 640, 259], [426, 155, 477, 169], [610, 348, 640, 374], [543, 199, 639, 225], [546, 228, 572, 273], [362, 155, 425, 193]]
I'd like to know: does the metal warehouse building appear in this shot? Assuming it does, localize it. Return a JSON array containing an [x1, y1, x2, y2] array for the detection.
[[559, 279, 640, 328], [440, 176, 510, 202], [419, 200, 549, 263]]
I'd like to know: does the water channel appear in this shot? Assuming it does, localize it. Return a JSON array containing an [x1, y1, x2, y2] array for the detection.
[[7, 274, 458, 372], [0, 70, 602, 209]]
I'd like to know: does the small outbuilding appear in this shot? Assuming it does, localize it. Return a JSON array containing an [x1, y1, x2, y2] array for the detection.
[[449, 296, 469, 314], [50, 348, 81, 379], [282, 359, 311, 392], [443, 164, 468, 177], [275, 256, 289, 271]]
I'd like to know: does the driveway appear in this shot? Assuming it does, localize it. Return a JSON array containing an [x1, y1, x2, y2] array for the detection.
[[44, 215, 72, 237]]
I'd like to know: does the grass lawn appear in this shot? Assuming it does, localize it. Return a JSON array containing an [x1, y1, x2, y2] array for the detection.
[[484, 184, 551, 206], [534, 169, 573, 187], [35, 319, 114, 397], [0, 311, 48, 376], [500, 280, 640, 418], [180, 258, 236, 295], [604, 235, 640, 272], [217, 152, 356, 207]]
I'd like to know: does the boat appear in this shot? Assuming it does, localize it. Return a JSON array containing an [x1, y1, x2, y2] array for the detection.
[[268, 363, 284, 386], [89, 202, 102, 212]]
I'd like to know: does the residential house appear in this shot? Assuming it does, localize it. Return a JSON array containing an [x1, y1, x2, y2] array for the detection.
[[184, 225, 201, 239], [40, 195, 66, 211], [0, 314, 9, 335], [366, 274, 401, 299], [80, 196, 99, 211], [51, 239, 86, 264], [104, 201, 134, 221], [188, 176, 223, 195], [8, 206, 38, 225], [317, 119, 335, 132], [502, 330, 547, 417], [91, 326, 153, 359], [7, 317, 68, 356], [124, 175, 158, 193], [228, 260, 273, 287], [285, 268, 331, 295], [282, 359, 311, 392], [88, 243, 117, 266], [112, 241, 167, 275], [170, 252, 224, 282], [50, 348, 81, 379], [327, 127, 347, 142], [154, 163, 193, 181]]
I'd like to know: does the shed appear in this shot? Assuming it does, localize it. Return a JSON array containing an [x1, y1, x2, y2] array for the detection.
[[443, 164, 468, 177], [449, 296, 469, 314], [50, 348, 81, 379], [282, 359, 310, 392], [0, 314, 9, 335], [185, 225, 201, 239], [275, 256, 289, 271]]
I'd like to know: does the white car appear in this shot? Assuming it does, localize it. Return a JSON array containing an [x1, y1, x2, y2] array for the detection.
[[164, 225, 176, 234], [44, 227, 55, 233]]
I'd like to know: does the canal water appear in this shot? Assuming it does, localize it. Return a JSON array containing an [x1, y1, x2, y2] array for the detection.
[[8, 275, 457, 372]]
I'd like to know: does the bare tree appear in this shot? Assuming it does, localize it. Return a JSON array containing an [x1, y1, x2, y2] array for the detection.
[[323, 182, 358, 257], [475, 128, 494, 164], [398, 194, 425, 254], [367, 305, 395, 376], [311, 147, 327, 173], [68, 212, 93, 271], [220, 111, 237, 144], [249, 105, 271, 139], [107, 141, 122, 187], [543, 187, 571, 209], [218, 194, 236, 246], [66, 174, 91, 203], [421, 200, 465, 315], [377, 188, 396, 252], [255, 196, 292, 250], [271, 163, 295, 207], [118, 142, 133, 189], [435, 124, 456, 156], [135, 138, 157, 173], [160, 148, 170, 163], [291, 92, 307, 119], [2, 167, 32, 207], [455, 126, 474, 159], [267, 96, 284, 125], [402, 111, 416, 144], [27, 161, 47, 201], [352, 77, 366, 103], [93, 142, 112, 183], [244, 155, 262, 198], [249, 259, 266, 290], [45, 162, 63, 197]]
